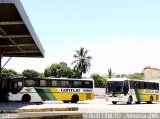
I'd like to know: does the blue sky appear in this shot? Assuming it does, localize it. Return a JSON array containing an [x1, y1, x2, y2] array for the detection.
[[3, 0, 160, 76]]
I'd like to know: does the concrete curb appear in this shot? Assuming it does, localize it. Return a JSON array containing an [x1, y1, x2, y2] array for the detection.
[[0, 107, 78, 113], [0, 113, 83, 119], [18, 114, 83, 119]]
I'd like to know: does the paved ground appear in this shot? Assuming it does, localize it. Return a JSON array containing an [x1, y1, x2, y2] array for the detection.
[[1, 98, 160, 113], [1, 98, 160, 118], [42, 98, 160, 113]]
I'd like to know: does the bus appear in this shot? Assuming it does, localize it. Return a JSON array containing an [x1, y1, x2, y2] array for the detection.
[[0, 77, 94, 103], [105, 78, 159, 104]]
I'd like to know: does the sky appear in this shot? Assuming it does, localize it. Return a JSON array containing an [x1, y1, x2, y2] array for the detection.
[[2, 0, 160, 76]]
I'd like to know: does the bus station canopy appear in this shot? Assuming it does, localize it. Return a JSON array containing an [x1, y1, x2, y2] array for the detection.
[[0, 0, 44, 58]]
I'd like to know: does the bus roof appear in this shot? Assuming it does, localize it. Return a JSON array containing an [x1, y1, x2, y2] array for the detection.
[[107, 78, 130, 82], [45, 77, 94, 81], [10, 77, 94, 81], [107, 78, 160, 83]]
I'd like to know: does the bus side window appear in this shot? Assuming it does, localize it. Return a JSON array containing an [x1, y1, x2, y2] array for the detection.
[[134, 82, 137, 88], [146, 83, 151, 89], [69, 81, 72, 88], [156, 83, 159, 90], [34, 80, 39, 86], [134, 81, 140, 89], [72, 81, 82, 88], [130, 81, 134, 89], [60, 80, 70, 87], [57, 81, 61, 87], [153, 83, 156, 90], [150, 83, 154, 90], [40, 80, 50, 87], [140, 82, 144, 89], [153, 83, 158, 90], [25, 80, 35, 87], [51, 80, 57, 87], [84, 81, 92, 88], [144, 82, 147, 89]]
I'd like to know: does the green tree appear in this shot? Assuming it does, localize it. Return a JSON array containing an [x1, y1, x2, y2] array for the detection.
[[44, 67, 51, 77], [44, 62, 74, 78], [72, 47, 92, 78], [22, 69, 41, 78], [128, 72, 144, 80], [1, 68, 18, 78], [115, 74, 127, 78], [90, 73, 106, 88]]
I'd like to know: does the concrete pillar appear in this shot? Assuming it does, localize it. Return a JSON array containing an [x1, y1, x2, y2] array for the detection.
[[0, 53, 2, 79]]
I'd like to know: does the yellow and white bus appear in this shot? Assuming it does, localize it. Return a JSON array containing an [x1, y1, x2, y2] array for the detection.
[[105, 78, 159, 104], [2, 77, 94, 103]]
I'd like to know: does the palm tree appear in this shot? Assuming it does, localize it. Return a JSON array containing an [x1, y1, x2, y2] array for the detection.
[[71, 47, 92, 78], [108, 68, 113, 78]]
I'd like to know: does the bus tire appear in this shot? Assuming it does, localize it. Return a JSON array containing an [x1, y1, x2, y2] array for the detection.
[[112, 101, 117, 104], [127, 96, 132, 104], [63, 101, 70, 103], [135, 101, 141, 104], [71, 94, 79, 103], [147, 96, 153, 104], [22, 94, 31, 102]]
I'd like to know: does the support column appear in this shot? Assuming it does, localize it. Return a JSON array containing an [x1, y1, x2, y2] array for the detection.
[[0, 53, 2, 79]]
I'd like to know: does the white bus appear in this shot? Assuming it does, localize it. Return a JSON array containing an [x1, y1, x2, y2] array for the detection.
[[1, 77, 94, 103], [105, 78, 159, 104]]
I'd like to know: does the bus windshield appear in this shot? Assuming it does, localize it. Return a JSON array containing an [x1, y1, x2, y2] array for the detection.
[[106, 81, 124, 94]]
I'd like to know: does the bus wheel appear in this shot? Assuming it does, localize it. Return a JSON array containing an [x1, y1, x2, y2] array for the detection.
[[127, 96, 132, 104], [147, 96, 153, 104], [135, 101, 141, 104], [63, 101, 70, 103], [71, 95, 79, 103], [22, 94, 31, 102], [112, 101, 117, 104]]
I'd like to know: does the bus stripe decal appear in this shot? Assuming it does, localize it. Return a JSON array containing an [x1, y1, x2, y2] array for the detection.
[[45, 88, 57, 100], [35, 88, 50, 101], [138, 89, 142, 101], [134, 89, 141, 101], [139, 89, 144, 101]]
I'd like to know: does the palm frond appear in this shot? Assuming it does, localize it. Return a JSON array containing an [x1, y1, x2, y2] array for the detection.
[[71, 47, 92, 78]]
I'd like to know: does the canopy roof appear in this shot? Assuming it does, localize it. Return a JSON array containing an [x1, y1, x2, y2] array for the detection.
[[0, 0, 44, 57]]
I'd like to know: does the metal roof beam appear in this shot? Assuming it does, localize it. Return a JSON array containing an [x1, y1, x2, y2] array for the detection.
[[0, 27, 23, 52], [5, 50, 40, 54], [0, 43, 35, 48], [0, 21, 24, 25], [0, 35, 31, 38]]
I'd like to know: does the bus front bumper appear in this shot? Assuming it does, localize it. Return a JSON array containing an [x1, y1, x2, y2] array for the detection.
[[105, 95, 128, 102]]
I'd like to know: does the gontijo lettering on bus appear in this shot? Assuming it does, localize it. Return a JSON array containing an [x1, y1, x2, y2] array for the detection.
[[61, 88, 80, 92]]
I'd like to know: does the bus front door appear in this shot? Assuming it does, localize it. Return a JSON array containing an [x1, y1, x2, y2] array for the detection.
[[123, 80, 129, 95], [11, 81, 18, 94]]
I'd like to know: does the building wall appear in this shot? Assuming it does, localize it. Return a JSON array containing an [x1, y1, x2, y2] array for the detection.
[[144, 67, 160, 80], [94, 88, 105, 97]]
